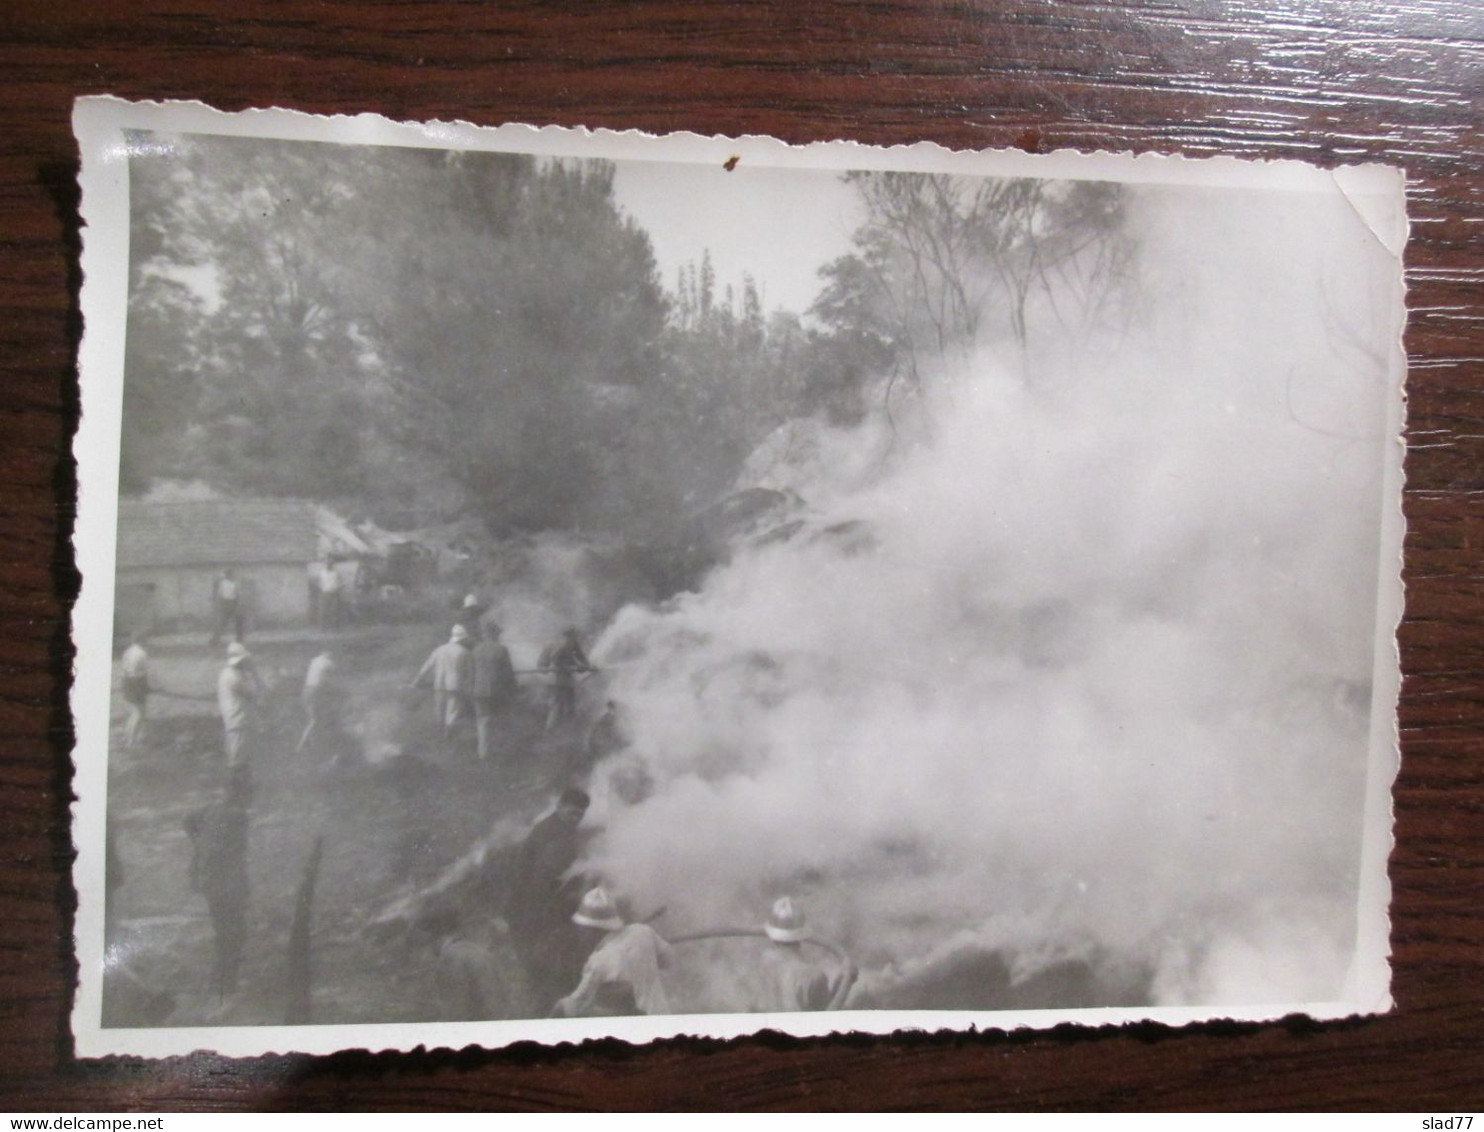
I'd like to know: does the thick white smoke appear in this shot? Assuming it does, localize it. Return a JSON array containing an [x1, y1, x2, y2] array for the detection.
[[584, 181, 1399, 1009]]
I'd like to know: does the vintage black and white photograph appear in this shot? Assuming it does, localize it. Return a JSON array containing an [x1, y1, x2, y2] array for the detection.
[[71, 100, 1405, 1057]]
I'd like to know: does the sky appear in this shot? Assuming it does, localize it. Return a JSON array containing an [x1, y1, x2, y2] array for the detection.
[[610, 158, 864, 318]]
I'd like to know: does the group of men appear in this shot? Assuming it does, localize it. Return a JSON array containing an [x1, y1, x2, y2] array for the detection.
[[546, 891, 850, 1018], [111, 578, 666, 1016], [383, 785, 853, 1020], [211, 558, 347, 649], [121, 613, 599, 773], [411, 599, 596, 761], [111, 613, 858, 1022]]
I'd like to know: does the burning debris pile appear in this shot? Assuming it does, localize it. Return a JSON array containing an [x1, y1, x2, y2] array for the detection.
[[582, 187, 1397, 1011]]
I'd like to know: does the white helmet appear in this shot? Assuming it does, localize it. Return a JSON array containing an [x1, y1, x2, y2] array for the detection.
[[765, 896, 808, 943], [572, 886, 624, 932]]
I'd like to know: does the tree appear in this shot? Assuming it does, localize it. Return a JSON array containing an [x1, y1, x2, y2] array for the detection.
[[123, 137, 674, 533], [125, 134, 387, 499], [355, 154, 670, 533], [813, 171, 1137, 390]]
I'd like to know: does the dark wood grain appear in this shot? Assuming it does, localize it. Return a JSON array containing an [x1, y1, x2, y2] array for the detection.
[[2, 0, 1481, 1111]]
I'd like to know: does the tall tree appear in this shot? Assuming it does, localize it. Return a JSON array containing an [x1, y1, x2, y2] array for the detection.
[[124, 138, 674, 532], [126, 134, 384, 499], [813, 172, 1137, 389], [350, 154, 670, 533]]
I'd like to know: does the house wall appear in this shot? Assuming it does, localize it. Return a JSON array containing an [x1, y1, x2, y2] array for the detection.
[[115, 562, 312, 633]]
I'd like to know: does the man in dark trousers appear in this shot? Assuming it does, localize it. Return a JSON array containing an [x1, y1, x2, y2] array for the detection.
[[210, 567, 244, 645], [472, 621, 518, 762], [185, 765, 253, 996], [505, 787, 591, 1005]]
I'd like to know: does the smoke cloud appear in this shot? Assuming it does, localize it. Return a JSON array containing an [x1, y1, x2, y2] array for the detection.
[[584, 180, 1399, 1009]]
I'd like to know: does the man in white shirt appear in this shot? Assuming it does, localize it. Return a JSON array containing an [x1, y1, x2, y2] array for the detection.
[[296, 648, 339, 755], [318, 561, 344, 630], [119, 631, 150, 749], [411, 624, 475, 750], [217, 641, 263, 768]]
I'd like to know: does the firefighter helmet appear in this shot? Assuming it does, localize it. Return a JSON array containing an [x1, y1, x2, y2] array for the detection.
[[573, 886, 624, 931], [765, 896, 808, 943]]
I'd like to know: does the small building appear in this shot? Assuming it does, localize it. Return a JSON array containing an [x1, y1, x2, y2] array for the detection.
[[115, 499, 319, 634]]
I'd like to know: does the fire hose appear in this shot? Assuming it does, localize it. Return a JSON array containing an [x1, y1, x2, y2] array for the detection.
[[138, 686, 215, 703]]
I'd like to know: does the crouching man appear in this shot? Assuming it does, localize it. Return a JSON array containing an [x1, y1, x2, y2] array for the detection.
[[425, 908, 537, 1022], [554, 886, 672, 1018]]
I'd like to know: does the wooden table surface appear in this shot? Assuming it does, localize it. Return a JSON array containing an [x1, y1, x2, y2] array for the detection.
[[3, 0, 1481, 1112]]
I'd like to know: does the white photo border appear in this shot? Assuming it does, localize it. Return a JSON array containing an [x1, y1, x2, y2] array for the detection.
[[70, 96, 1407, 1059]]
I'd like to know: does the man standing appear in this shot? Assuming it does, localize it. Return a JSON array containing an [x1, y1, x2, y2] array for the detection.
[[412, 624, 475, 751], [554, 886, 673, 1018], [471, 622, 518, 762], [210, 567, 243, 645], [217, 641, 263, 770], [543, 627, 594, 732], [184, 766, 252, 996], [318, 560, 344, 631], [119, 631, 151, 749], [296, 647, 339, 755]]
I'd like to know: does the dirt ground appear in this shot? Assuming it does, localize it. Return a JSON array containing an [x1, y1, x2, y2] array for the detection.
[[101, 622, 599, 1029]]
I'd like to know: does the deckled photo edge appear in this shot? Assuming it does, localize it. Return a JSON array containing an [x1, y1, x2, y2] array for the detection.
[[70, 97, 1408, 1058]]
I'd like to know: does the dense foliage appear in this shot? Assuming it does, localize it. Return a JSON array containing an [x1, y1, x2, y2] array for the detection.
[[124, 137, 1132, 544]]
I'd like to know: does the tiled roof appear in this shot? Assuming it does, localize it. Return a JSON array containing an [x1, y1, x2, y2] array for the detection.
[[117, 499, 318, 569]]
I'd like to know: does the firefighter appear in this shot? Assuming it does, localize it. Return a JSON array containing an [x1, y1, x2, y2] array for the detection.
[[543, 627, 594, 732], [411, 624, 475, 750], [759, 897, 848, 1012], [554, 886, 673, 1018]]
